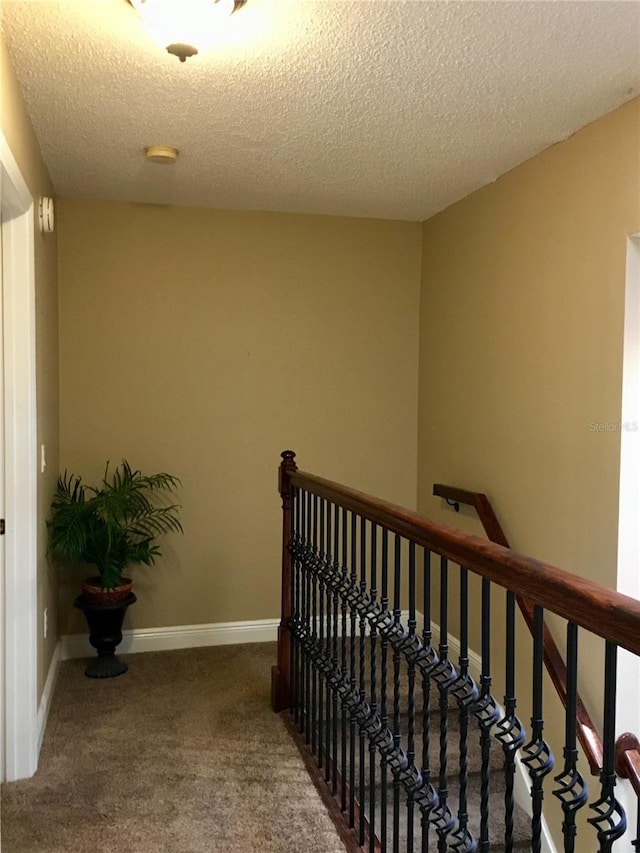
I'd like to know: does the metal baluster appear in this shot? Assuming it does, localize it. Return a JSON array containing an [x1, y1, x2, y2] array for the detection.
[[318, 498, 325, 767], [341, 506, 348, 814], [522, 605, 554, 853], [495, 590, 526, 853], [392, 534, 402, 853], [406, 541, 417, 853], [304, 490, 312, 741], [349, 511, 357, 828], [311, 495, 320, 757], [475, 579, 500, 852], [588, 641, 627, 851], [552, 622, 587, 852], [450, 566, 477, 852], [292, 487, 301, 727], [369, 523, 379, 853], [421, 549, 433, 853], [324, 501, 332, 783], [332, 502, 340, 797], [359, 516, 367, 848], [437, 556, 451, 853], [380, 528, 389, 853]]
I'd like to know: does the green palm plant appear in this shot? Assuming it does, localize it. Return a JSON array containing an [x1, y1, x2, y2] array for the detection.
[[48, 460, 183, 590]]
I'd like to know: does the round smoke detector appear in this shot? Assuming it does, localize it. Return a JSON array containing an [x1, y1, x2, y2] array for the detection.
[[145, 145, 179, 164]]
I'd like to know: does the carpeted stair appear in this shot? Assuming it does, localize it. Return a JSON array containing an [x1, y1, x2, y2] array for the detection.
[[305, 642, 533, 851]]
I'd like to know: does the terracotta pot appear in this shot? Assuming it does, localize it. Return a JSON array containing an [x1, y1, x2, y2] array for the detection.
[[81, 576, 133, 605]]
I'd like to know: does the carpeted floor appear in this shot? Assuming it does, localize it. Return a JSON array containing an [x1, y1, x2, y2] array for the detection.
[[1, 643, 347, 853]]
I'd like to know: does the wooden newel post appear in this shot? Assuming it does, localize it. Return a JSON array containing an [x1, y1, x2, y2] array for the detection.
[[271, 449, 298, 712]]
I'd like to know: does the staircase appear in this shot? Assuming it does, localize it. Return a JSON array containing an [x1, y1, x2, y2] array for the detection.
[[272, 452, 640, 852], [297, 645, 532, 852]]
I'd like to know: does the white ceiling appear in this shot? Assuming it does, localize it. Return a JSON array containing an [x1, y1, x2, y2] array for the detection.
[[2, 0, 639, 221]]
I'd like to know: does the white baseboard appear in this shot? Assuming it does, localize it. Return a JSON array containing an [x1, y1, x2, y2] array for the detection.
[[37, 644, 61, 754], [58, 617, 280, 661]]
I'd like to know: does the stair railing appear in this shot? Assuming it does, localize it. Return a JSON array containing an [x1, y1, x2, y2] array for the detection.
[[272, 451, 640, 853], [433, 482, 604, 776]]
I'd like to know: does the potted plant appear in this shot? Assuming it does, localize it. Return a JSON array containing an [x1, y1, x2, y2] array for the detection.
[[48, 460, 182, 678]]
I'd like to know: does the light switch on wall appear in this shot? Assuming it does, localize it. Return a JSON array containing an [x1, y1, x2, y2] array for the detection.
[[40, 444, 46, 474]]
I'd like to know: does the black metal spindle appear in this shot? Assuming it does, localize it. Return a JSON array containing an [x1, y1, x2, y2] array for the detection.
[[359, 516, 367, 847], [393, 534, 402, 853], [476, 578, 500, 852], [349, 511, 357, 828], [437, 556, 451, 853], [552, 622, 587, 853], [451, 566, 473, 851], [421, 549, 433, 853], [288, 487, 296, 714], [341, 506, 348, 813], [406, 541, 417, 853], [369, 523, 379, 852], [380, 528, 389, 853], [332, 502, 340, 796], [304, 490, 312, 742], [495, 589, 526, 853], [522, 605, 554, 853], [311, 495, 319, 755], [588, 641, 627, 851], [318, 498, 325, 767], [292, 488, 301, 727], [324, 501, 333, 783]]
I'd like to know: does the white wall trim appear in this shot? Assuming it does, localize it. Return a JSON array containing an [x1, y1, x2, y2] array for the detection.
[[59, 617, 280, 661], [614, 232, 640, 853], [37, 645, 60, 755], [0, 129, 39, 782]]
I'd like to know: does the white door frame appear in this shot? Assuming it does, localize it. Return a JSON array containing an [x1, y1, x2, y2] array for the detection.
[[0, 130, 39, 782], [615, 232, 640, 850]]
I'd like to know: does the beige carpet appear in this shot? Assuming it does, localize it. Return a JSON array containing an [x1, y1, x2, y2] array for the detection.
[[1, 643, 347, 853]]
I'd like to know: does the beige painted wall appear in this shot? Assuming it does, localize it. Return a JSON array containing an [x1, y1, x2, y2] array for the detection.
[[1, 33, 59, 700], [420, 96, 639, 581], [419, 97, 639, 842], [57, 199, 421, 634]]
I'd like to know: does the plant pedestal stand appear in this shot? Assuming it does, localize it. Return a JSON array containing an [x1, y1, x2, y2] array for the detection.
[[74, 593, 137, 678]]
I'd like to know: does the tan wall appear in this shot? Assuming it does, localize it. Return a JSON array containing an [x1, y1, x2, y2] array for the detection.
[[57, 199, 421, 634], [418, 98, 640, 842], [1, 33, 59, 700], [419, 97, 639, 581]]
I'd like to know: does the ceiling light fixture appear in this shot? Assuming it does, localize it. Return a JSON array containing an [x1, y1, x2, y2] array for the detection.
[[145, 145, 179, 164], [127, 0, 247, 63]]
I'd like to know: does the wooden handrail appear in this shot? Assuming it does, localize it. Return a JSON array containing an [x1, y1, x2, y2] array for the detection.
[[433, 484, 510, 547], [616, 733, 640, 801], [283, 464, 640, 656], [434, 483, 604, 775]]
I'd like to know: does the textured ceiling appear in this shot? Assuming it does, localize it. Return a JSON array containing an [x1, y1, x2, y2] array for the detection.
[[2, 0, 639, 221]]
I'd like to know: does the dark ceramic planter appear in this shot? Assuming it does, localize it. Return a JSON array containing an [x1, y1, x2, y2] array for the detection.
[[74, 592, 137, 678]]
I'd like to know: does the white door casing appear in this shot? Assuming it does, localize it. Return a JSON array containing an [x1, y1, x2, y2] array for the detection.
[[614, 233, 640, 851], [0, 129, 39, 782]]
